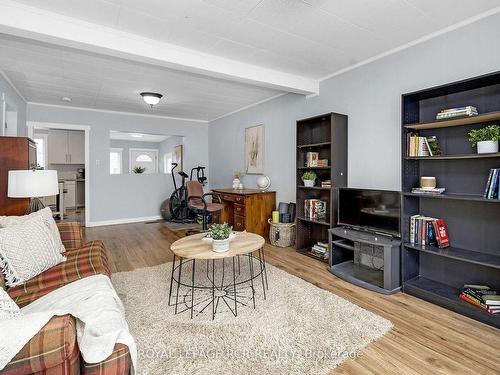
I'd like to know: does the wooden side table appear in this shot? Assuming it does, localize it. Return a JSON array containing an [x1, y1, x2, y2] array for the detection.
[[169, 232, 268, 319]]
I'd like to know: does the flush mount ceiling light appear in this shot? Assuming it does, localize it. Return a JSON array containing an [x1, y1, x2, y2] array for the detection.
[[140, 92, 163, 108]]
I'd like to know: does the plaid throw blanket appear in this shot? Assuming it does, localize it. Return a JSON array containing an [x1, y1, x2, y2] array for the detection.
[[0, 275, 137, 372]]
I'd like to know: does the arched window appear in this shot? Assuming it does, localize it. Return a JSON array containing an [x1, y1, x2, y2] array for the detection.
[[135, 154, 153, 162]]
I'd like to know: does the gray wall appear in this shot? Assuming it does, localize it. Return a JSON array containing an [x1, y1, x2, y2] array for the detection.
[[0, 75, 26, 136], [27, 104, 209, 224], [208, 12, 500, 203]]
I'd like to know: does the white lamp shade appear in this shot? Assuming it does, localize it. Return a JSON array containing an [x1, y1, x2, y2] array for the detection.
[[8, 170, 59, 198]]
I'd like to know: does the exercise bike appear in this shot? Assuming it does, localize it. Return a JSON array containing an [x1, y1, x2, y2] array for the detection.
[[160, 164, 208, 222]]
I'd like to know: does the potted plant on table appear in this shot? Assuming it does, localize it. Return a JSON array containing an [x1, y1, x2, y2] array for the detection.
[[209, 223, 233, 253], [132, 166, 146, 174], [468, 125, 500, 154], [302, 171, 317, 187]]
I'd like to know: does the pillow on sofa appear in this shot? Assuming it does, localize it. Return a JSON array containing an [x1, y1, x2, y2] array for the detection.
[[0, 272, 5, 290], [0, 288, 21, 320], [0, 215, 66, 287], [0, 207, 65, 254]]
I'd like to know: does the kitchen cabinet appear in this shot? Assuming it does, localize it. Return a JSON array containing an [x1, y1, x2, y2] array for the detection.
[[48, 130, 84, 164]]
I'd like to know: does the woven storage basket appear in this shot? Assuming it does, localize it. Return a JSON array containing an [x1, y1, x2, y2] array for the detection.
[[268, 219, 296, 247]]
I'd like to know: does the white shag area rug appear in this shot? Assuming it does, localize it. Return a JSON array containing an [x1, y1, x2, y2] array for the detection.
[[112, 261, 392, 375]]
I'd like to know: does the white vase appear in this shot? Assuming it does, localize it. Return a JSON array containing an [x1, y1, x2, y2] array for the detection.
[[232, 178, 240, 189], [303, 179, 315, 187], [212, 238, 230, 252], [477, 140, 498, 154]]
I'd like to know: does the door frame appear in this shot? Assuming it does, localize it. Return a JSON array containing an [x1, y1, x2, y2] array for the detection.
[[27, 121, 91, 227]]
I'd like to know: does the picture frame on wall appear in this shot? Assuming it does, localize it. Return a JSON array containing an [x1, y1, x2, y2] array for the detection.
[[245, 124, 264, 174], [174, 144, 183, 171]]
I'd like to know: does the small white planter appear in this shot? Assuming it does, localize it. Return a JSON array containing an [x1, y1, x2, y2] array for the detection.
[[477, 140, 498, 154], [303, 179, 315, 187], [212, 238, 230, 252]]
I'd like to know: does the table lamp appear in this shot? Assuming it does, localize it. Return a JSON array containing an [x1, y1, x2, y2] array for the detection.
[[8, 170, 59, 213]]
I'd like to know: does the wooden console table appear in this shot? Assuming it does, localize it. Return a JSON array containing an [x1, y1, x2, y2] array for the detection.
[[211, 188, 276, 238]]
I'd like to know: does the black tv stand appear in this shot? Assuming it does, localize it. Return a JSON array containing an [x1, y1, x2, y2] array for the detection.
[[329, 226, 401, 294]]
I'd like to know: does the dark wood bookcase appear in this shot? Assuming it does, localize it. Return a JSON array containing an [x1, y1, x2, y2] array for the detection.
[[296, 113, 347, 262], [401, 71, 500, 328]]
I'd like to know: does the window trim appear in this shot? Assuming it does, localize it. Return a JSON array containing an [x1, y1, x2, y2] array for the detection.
[[110, 147, 123, 175], [128, 148, 158, 174]]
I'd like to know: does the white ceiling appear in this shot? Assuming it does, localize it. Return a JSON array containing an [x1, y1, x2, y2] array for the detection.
[[109, 131, 170, 143], [1, 0, 500, 120], [9, 0, 500, 79], [0, 34, 282, 120]]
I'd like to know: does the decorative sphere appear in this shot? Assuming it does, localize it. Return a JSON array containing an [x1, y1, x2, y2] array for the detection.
[[257, 175, 271, 191]]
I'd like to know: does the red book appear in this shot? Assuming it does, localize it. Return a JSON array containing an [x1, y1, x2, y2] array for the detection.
[[459, 293, 500, 314], [432, 219, 450, 248]]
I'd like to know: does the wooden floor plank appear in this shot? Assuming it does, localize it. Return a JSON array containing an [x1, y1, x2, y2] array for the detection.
[[85, 222, 500, 374]]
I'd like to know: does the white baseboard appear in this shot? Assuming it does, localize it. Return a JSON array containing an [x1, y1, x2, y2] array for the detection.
[[86, 215, 162, 227]]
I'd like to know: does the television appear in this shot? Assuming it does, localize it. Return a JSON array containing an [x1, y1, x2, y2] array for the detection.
[[338, 188, 401, 237]]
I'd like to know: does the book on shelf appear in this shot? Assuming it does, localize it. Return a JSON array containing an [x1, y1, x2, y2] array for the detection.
[[317, 159, 329, 167], [409, 215, 449, 248], [484, 169, 500, 199], [407, 133, 433, 157], [304, 199, 327, 221], [411, 187, 445, 195], [309, 240, 329, 259], [321, 180, 331, 188], [436, 106, 478, 120], [459, 285, 500, 314]]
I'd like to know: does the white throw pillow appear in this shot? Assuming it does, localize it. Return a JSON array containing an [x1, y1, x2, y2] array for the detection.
[[0, 288, 21, 320], [0, 215, 66, 287], [0, 207, 65, 253]]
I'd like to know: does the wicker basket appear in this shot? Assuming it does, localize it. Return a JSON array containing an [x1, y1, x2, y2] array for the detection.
[[268, 219, 296, 247]]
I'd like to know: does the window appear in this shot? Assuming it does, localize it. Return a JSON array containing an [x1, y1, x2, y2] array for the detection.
[[34, 135, 47, 169], [110, 148, 123, 174], [163, 152, 173, 174], [135, 154, 153, 162], [129, 148, 158, 174]]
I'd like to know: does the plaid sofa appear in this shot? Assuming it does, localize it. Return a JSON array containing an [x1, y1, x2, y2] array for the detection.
[[1, 222, 132, 375]]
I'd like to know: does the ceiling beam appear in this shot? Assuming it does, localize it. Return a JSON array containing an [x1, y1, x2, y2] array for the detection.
[[0, 0, 318, 95]]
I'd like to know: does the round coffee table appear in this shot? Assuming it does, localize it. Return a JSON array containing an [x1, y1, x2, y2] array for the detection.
[[169, 232, 268, 319]]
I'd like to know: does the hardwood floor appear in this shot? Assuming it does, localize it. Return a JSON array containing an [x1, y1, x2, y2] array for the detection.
[[85, 222, 500, 374]]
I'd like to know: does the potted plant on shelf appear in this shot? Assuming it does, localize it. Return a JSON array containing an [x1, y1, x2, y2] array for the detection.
[[209, 223, 233, 252], [302, 171, 317, 187], [468, 125, 500, 154]]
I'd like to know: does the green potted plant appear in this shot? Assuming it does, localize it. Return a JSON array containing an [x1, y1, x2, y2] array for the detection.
[[132, 166, 146, 174], [209, 223, 233, 252], [468, 125, 500, 154], [302, 171, 317, 187]]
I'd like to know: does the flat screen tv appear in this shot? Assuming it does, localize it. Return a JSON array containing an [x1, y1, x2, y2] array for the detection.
[[338, 188, 401, 237]]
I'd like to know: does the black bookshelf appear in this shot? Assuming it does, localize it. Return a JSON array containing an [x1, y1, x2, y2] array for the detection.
[[295, 113, 347, 263], [401, 71, 500, 329]]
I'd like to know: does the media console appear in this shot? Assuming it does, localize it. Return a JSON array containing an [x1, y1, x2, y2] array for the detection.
[[328, 226, 401, 294]]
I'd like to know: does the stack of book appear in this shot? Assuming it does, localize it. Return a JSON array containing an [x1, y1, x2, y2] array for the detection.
[[411, 187, 445, 195], [309, 241, 329, 259], [409, 215, 450, 248], [459, 285, 500, 314], [436, 106, 478, 120], [484, 169, 500, 199], [407, 133, 433, 157], [317, 159, 329, 167], [304, 199, 327, 221], [321, 180, 331, 188]]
